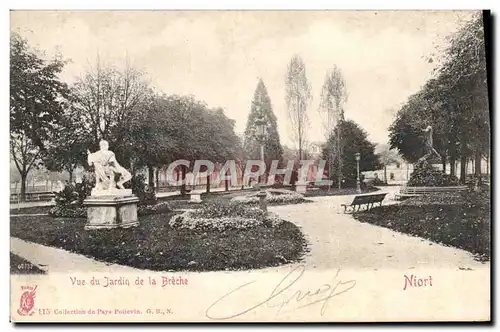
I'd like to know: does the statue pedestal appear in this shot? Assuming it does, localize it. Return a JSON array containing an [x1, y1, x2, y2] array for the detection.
[[83, 195, 139, 230], [91, 188, 132, 197]]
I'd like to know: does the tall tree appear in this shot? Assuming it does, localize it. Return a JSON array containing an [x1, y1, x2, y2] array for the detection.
[[318, 66, 348, 189], [323, 120, 382, 188], [438, 13, 489, 184], [43, 103, 91, 182], [10, 32, 69, 200], [285, 55, 311, 160], [71, 58, 151, 166], [389, 13, 489, 185], [243, 78, 284, 168]]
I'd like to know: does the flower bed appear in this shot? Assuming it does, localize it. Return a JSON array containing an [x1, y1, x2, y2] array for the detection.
[[169, 201, 284, 231], [170, 210, 283, 231], [11, 212, 307, 272], [49, 205, 86, 218], [231, 189, 306, 205]]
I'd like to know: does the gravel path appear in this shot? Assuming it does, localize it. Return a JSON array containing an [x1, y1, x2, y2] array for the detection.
[[268, 186, 488, 271]]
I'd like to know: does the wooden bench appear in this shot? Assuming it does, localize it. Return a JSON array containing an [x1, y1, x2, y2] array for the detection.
[[395, 186, 468, 200], [341, 193, 387, 213]]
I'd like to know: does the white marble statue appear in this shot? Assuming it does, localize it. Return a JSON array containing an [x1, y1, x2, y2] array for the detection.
[[87, 140, 132, 195]]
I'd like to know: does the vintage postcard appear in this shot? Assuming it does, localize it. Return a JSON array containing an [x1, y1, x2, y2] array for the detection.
[[9, 10, 491, 322]]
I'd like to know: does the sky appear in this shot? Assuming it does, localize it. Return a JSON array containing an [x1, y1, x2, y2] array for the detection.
[[10, 10, 477, 149]]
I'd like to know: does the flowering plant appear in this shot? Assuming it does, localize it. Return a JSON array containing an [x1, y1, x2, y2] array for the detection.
[[231, 189, 305, 205], [168, 201, 284, 231]]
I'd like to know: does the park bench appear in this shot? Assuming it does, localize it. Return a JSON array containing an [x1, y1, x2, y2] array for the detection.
[[341, 193, 387, 213], [395, 186, 468, 200]]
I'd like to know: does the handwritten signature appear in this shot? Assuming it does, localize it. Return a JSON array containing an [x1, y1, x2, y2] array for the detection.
[[206, 265, 356, 320]]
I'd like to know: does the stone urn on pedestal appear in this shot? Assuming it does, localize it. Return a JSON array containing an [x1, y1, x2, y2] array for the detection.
[[83, 140, 139, 230]]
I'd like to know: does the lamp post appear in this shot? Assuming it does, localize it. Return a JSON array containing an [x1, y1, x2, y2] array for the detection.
[[255, 115, 267, 212], [355, 152, 361, 194]]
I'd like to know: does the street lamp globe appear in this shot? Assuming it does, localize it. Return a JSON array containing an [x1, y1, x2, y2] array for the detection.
[[355, 152, 361, 161]]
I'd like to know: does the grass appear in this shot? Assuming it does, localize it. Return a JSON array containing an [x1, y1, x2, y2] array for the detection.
[[10, 253, 45, 274], [10, 205, 52, 215], [304, 186, 380, 197], [352, 190, 491, 261], [10, 213, 308, 272]]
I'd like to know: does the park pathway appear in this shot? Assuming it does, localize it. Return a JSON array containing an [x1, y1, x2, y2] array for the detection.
[[10, 186, 488, 273], [10, 237, 146, 274], [267, 186, 488, 271]]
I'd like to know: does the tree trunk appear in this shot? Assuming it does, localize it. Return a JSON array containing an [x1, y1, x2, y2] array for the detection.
[[474, 151, 483, 178], [459, 155, 467, 184], [206, 175, 211, 193], [20, 173, 27, 202], [147, 165, 154, 188], [68, 169, 74, 183], [475, 151, 482, 177], [442, 155, 446, 173], [384, 165, 388, 184], [450, 157, 456, 176], [328, 153, 334, 191], [337, 130, 342, 190], [225, 179, 229, 191], [155, 167, 160, 191], [180, 165, 187, 195], [474, 150, 482, 191]]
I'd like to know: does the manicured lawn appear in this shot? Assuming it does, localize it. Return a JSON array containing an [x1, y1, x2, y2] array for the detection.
[[10, 213, 308, 272], [10, 253, 45, 274], [352, 190, 491, 261]]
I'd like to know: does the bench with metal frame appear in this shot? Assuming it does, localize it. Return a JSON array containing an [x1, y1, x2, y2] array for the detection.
[[341, 193, 387, 213]]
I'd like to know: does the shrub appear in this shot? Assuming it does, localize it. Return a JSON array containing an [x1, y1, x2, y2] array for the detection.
[[138, 202, 172, 216], [408, 164, 459, 187], [53, 183, 79, 207], [126, 174, 157, 206], [75, 174, 95, 205], [50, 173, 167, 218]]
